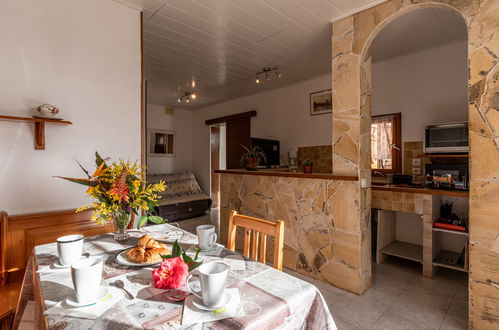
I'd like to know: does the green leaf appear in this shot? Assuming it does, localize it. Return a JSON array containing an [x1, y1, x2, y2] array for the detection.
[[75, 159, 91, 178], [95, 152, 108, 169], [194, 249, 201, 261], [136, 215, 148, 230], [181, 252, 193, 264], [54, 176, 98, 187], [147, 216, 164, 224], [161, 254, 173, 260], [188, 261, 202, 272], [172, 241, 181, 257]]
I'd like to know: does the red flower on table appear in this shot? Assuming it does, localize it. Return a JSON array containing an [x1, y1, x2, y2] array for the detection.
[[152, 257, 189, 289]]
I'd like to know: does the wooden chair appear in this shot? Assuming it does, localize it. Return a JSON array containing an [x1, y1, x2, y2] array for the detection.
[[227, 210, 285, 271]]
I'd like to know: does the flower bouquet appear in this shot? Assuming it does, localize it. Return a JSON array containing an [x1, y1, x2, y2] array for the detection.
[[152, 241, 202, 289], [57, 152, 166, 240]]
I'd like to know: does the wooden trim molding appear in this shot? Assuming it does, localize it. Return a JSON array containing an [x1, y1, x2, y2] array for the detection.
[[205, 110, 257, 126], [215, 169, 358, 181], [0, 211, 7, 284]]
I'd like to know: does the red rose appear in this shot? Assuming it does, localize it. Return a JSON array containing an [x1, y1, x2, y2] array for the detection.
[[152, 257, 189, 289]]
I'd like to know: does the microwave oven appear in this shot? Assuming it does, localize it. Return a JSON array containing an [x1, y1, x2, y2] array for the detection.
[[424, 122, 468, 153]]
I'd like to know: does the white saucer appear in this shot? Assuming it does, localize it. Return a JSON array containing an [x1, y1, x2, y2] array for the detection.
[[195, 244, 217, 252], [65, 287, 109, 307], [53, 256, 88, 269], [191, 293, 231, 311]]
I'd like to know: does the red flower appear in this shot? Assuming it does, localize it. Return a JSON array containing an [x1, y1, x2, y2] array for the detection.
[[152, 257, 189, 289]]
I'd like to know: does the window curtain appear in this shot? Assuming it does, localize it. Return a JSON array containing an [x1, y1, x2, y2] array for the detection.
[[372, 115, 393, 161]]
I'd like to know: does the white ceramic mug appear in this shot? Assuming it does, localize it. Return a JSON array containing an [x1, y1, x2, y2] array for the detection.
[[57, 234, 84, 266], [187, 261, 229, 308], [71, 256, 103, 304], [196, 225, 217, 250]]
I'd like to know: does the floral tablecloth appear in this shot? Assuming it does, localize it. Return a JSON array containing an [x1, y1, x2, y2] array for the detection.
[[14, 224, 336, 329]]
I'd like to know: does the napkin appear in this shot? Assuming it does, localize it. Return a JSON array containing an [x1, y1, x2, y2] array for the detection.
[[36, 265, 70, 274], [181, 288, 244, 326], [44, 286, 124, 319]]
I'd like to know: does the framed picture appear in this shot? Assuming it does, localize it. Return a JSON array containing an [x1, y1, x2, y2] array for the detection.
[[147, 129, 175, 157], [310, 89, 332, 115]]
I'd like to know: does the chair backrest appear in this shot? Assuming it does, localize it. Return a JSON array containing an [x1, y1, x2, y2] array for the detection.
[[0, 211, 7, 285], [227, 210, 284, 271]]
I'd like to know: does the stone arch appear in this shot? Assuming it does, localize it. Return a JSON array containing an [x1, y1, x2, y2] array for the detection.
[[331, 0, 498, 327]]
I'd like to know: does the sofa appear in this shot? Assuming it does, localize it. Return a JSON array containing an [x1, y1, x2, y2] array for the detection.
[[147, 172, 212, 222]]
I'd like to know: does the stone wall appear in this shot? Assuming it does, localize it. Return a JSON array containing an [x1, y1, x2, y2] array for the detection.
[[220, 173, 364, 294], [332, 0, 499, 327]]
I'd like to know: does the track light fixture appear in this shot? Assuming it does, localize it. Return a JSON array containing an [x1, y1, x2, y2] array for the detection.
[[255, 67, 282, 84], [177, 91, 196, 103]]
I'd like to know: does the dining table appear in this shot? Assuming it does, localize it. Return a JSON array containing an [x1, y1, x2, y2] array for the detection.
[[14, 223, 336, 329]]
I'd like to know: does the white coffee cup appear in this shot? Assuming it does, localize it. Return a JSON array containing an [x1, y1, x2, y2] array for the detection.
[[187, 261, 229, 308], [196, 225, 217, 250], [57, 234, 84, 266], [71, 256, 103, 304]]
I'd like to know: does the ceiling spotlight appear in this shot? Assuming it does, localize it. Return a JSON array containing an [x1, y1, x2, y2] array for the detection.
[[254, 66, 282, 84], [177, 91, 196, 103], [191, 80, 196, 88]]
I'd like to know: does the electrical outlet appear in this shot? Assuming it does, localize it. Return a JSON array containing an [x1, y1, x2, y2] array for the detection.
[[412, 167, 421, 175], [412, 158, 421, 166]]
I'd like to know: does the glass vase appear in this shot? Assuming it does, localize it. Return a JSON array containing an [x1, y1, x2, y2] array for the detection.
[[113, 211, 132, 241]]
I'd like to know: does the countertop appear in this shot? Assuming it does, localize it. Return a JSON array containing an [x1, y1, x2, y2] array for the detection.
[[215, 169, 358, 181], [371, 183, 469, 198]]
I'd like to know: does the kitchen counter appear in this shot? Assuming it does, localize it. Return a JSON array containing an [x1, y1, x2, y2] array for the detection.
[[215, 169, 358, 181], [371, 183, 469, 198]]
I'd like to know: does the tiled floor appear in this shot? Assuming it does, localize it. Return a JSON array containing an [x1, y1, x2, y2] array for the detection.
[[177, 211, 468, 330], [285, 258, 468, 330]]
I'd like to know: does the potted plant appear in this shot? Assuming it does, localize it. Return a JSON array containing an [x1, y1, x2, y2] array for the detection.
[[240, 145, 267, 171], [303, 159, 313, 174]]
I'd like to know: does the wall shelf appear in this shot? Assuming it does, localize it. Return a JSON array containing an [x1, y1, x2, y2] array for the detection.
[[423, 154, 468, 158], [380, 240, 423, 263], [432, 227, 468, 236], [0, 114, 72, 150], [433, 261, 468, 273]]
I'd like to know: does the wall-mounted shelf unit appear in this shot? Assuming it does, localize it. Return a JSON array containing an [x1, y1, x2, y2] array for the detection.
[[0, 114, 72, 150], [423, 154, 468, 158]]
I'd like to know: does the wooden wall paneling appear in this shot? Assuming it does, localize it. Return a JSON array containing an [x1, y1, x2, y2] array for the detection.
[[4, 209, 113, 282], [210, 126, 221, 208], [226, 118, 251, 169]]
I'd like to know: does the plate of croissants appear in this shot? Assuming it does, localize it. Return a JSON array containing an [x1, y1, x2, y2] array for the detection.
[[116, 235, 171, 266]]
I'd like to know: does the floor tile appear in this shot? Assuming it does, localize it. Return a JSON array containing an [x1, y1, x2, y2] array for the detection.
[[328, 287, 396, 329], [371, 311, 429, 330], [333, 317, 361, 330], [385, 284, 453, 329]]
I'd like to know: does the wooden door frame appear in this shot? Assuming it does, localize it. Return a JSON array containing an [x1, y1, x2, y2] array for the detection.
[[210, 126, 221, 208]]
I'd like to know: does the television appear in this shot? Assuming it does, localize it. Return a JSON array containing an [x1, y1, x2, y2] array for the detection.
[[250, 138, 280, 168]]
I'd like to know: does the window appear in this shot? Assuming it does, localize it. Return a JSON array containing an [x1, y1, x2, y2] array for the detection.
[[371, 113, 401, 174]]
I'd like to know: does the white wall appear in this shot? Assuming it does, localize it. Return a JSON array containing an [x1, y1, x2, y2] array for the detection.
[[372, 40, 468, 142], [146, 104, 193, 174], [0, 0, 141, 215], [191, 73, 332, 192]]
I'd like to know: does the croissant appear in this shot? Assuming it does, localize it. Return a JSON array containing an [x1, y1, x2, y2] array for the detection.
[[144, 247, 169, 263], [138, 235, 163, 249], [127, 235, 170, 263], [127, 246, 146, 263]]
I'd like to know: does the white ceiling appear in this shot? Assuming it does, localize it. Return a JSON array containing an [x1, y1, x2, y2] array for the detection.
[[371, 7, 467, 62], [117, 0, 388, 109]]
